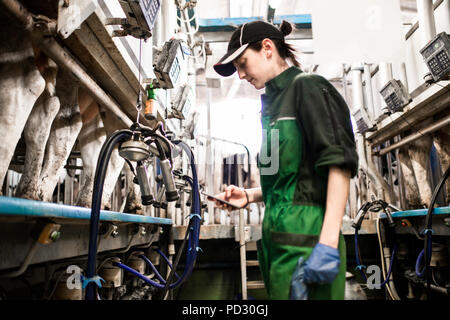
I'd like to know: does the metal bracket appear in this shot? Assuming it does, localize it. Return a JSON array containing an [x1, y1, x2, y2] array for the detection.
[[57, 0, 97, 39]]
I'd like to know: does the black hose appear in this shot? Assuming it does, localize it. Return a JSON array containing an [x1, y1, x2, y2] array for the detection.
[[161, 211, 193, 299], [155, 134, 173, 163], [85, 129, 132, 300], [424, 166, 450, 300], [124, 158, 136, 177], [154, 138, 167, 161], [161, 141, 201, 299]]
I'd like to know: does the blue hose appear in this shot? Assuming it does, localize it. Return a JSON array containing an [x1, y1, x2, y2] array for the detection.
[[139, 255, 167, 283], [154, 249, 181, 279], [415, 235, 432, 277], [415, 249, 425, 277], [85, 130, 132, 300], [85, 129, 202, 299], [114, 262, 166, 288], [354, 230, 367, 281], [113, 178, 200, 290], [110, 140, 202, 292]]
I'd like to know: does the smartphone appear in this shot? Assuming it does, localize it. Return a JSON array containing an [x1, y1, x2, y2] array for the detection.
[[201, 191, 241, 209]]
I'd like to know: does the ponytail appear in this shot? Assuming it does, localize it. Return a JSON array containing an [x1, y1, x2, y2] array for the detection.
[[277, 20, 300, 67]]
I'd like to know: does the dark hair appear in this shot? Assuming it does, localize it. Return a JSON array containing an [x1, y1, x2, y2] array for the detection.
[[247, 20, 300, 67]]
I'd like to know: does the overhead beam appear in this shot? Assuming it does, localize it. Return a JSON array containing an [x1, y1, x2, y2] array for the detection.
[[197, 14, 312, 32]]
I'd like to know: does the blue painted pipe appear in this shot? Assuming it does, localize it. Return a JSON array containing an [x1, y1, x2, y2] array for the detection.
[[197, 14, 312, 32], [379, 206, 450, 219], [0, 196, 172, 225]]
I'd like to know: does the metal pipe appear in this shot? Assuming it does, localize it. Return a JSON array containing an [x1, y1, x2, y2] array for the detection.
[[197, 135, 252, 190], [417, 0, 437, 46], [0, 0, 32, 30], [0, 0, 133, 129], [177, 0, 197, 60], [38, 36, 133, 128], [239, 208, 248, 300], [405, 0, 444, 40], [0, 241, 40, 278], [379, 63, 393, 82], [430, 284, 449, 295], [365, 140, 392, 203], [342, 64, 349, 103], [363, 64, 376, 118], [352, 63, 373, 127], [378, 63, 394, 116], [111, 233, 137, 254], [394, 136, 407, 210], [379, 116, 450, 155], [206, 87, 214, 225], [417, 0, 437, 76], [356, 135, 380, 202], [161, 0, 177, 43], [385, 141, 396, 204], [400, 62, 409, 93], [351, 64, 364, 112]]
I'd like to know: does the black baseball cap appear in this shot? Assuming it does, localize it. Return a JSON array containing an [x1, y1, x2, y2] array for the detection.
[[213, 20, 285, 77]]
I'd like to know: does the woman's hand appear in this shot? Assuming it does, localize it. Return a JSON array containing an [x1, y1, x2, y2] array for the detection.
[[303, 243, 340, 284], [208, 185, 248, 211]]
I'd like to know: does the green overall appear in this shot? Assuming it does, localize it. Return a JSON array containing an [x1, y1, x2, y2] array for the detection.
[[257, 67, 358, 300]]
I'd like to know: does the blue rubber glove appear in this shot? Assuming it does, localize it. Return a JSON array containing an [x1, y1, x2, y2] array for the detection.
[[303, 242, 340, 284], [289, 257, 308, 300]]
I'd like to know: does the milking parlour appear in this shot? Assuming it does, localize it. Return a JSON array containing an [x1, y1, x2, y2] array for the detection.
[[0, 0, 449, 311]]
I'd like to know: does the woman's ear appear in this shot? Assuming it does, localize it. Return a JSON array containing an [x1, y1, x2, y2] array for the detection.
[[261, 38, 274, 58]]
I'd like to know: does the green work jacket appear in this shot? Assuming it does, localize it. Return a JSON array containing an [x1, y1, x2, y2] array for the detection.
[[257, 66, 358, 300]]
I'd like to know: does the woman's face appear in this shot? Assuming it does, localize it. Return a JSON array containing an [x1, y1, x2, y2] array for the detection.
[[232, 47, 271, 90]]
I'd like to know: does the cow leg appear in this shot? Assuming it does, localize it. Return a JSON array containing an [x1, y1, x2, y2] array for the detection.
[[358, 169, 368, 204], [98, 108, 126, 210], [407, 136, 433, 208], [15, 59, 60, 199], [76, 107, 106, 208], [433, 126, 450, 203], [398, 147, 421, 209], [0, 16, 45, 192], [39, 68, 82, 201]]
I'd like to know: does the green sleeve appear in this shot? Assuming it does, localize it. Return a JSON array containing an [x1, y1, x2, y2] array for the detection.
[[295, 74, 358, 178]]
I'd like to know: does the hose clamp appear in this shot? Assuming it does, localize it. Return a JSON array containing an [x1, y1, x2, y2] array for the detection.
[[421, 228, 434, 235], [82, 275, 105, 289], [186, 213, 202, 220]]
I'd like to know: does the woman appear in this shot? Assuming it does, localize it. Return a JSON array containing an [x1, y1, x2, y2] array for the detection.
[[212, 20, 358, 300]]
